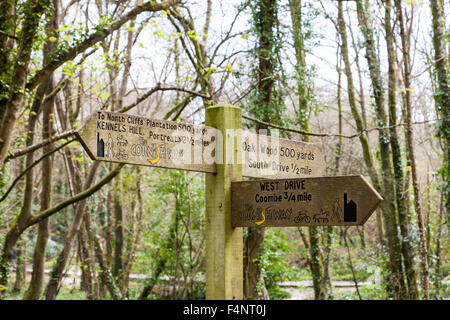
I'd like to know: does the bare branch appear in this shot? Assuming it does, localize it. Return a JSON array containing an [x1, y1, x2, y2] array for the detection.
[[26, 0, 180, 91], [0, 139, 76, 203], [242, 113, 448, 139], [0, 29, 18, 40], [5, 130, 76, 162], [27, 163, 125, 227], [118, 83, 210, 114]]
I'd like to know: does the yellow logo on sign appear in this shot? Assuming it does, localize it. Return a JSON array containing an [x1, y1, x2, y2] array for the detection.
[[255, 209, 266, 226], [148, 146, 160, 165]]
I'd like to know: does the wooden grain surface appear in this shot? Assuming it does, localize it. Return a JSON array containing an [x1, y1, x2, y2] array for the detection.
[[241, 131, 325, 178], [205, 103, 243, 300], [231, 175, 382, 227], [75, 110, 217, 173]]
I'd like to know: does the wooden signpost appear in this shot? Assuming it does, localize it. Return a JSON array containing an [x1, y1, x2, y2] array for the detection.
[[75, 103, 382, 301], [231, 176, 382, 227]]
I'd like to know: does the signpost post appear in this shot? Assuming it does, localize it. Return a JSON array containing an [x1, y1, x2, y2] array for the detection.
[[205, 103, 243, 300]]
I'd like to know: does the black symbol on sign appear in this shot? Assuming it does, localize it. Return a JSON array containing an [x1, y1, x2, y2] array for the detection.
[[344, 193, 357, 222], [117, 134, 128, 147], [313, 209, 329, 223], [105, 134, 114, 158], [97, 133, 104, 157], [116, 148, 128, 160], [331, 198, 342, 222], [294, 210, 311, 223]]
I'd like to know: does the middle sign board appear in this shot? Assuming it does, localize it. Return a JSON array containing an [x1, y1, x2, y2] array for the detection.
[[241, 131, 325, 178]]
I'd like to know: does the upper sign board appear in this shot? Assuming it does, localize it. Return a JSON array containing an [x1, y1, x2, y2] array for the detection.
[[75, 111, 217, 173], [231, 175, 382, 227]]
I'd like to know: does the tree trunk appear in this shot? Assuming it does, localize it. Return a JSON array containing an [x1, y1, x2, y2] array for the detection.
[[355, 0, 408, 299], [334, 49, 343, 175], [309, 226, 326, 299], [0, 0, 16, 123], [78, 231, 94, 299], [105, 187, 114, 266], [12, 240, 26, 294], [346, 6, 368, 132], [337, 0, 404, 299], [433, 192, 444, 298], [112, 178, 124, 292], [85, 204, 102, 299], [383, 0, 418, 299], [0, 66, 43, 299], [289, 0, 309, 135], [289, 0, 331, 299], [394, 0, 430, 299], [429, 0, 450, 230], [0, 0, 48, 168], [122, 168, 145, 298], [244, 0, 280, 300], [321, 226, 333, 298], [244, 227, 268, 299], [23, 1, 59, 296], [23, 89, 54, 299], [84, 205, 122, 300], [44, 162, 100, 300], [342, 228, 362, 300]]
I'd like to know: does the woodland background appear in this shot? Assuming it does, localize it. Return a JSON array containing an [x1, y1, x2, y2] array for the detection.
[[0, 0, 448, 300]]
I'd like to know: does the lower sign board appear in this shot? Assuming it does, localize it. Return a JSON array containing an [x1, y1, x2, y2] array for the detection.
[[231, 175, 382, 227]]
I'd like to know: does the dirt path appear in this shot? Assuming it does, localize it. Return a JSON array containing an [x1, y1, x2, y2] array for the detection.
[[279, 280, 365, 300]]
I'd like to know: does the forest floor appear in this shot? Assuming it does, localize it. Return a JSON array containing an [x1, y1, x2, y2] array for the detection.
[[280, 280, 450, 300], [280, 280, 368, 300], [8, 267, 450, 300]]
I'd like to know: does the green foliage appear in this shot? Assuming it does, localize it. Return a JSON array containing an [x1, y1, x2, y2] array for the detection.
[[55, 286, 94, 300], [259, 229, 295, 299], [290, 0, 324, 131], [131, 168, 206, 299], [338, 283, 385, 300], [245, 0, 288, 130], [0, 165, 11, 194], [331, 239, 381, 283], [45, 238, 63, 259]]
